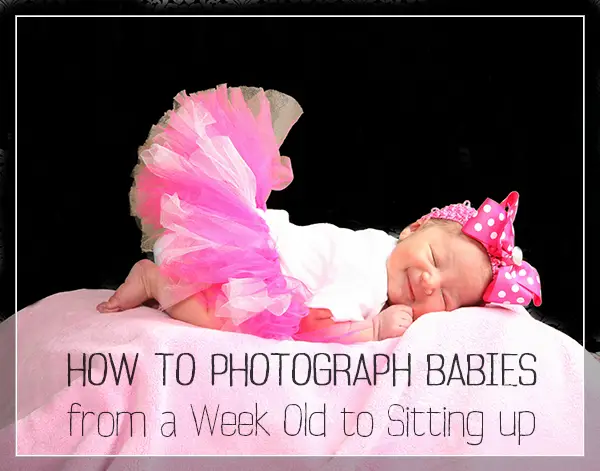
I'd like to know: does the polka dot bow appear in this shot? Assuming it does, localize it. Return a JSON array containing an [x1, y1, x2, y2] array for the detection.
[[462, 191, 542, 307]]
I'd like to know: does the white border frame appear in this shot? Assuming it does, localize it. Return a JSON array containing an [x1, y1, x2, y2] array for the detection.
[[14, 14, 586, 458]]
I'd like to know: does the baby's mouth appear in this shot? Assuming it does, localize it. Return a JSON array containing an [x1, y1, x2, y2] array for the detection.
[[406, 274, 415, 303]]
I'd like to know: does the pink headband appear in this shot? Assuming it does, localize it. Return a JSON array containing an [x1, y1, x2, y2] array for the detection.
[[420, 191, 542, 307]]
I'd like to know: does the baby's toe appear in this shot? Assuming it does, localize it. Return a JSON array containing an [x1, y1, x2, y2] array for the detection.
[[96, 301, 122, 313]]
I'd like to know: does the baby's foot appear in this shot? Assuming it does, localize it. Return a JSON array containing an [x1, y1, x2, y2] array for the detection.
[[375, 304, 414, 340], [97, 259, 157, 313]]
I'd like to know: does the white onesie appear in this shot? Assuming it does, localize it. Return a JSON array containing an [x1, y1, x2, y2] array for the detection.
[[154, 209, 399, 322]]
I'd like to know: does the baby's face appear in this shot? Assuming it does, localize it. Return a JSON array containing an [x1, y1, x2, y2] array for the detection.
[[386, 220, 493, 320]]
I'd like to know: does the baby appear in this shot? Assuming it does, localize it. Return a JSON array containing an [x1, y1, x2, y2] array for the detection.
[[96, 84, 542, 343], [98, 193, 542, 343]]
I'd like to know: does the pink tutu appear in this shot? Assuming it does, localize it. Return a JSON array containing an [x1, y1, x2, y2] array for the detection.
[[129, 84, 311, 340]]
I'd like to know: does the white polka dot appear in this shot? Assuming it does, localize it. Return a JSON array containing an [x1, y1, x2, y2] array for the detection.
[[501, 232, 506, 240], [505, 272, 512, 280], [511, 271, 517, 279], [483, 204, 491, 213], [516, 297, 525, 304], [473, 210, 478, 217], [499, 213, 505, 221], [527, 277, 534, 285], [511, 284, 519, 293], [519, 269, 526, 276], [507, 245, 513, 252], [536, 276, 540, 283], [498, 290, 506, 298], [488, 218, 495, 227], [490, 232, 498, 240], [503, 301, 511, 305], [474, 223, 482, 232]]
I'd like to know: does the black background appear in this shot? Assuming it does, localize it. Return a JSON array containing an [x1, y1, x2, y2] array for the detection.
[[13, 16, 586, 343]]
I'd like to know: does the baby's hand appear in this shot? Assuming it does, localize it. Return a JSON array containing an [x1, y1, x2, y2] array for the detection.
[[374, 304, 414, 340]]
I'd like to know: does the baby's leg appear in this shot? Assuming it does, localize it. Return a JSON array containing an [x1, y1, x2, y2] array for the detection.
[[97, 260, 224, 329], [163, 291, 225, 330], [97, 259, 156, 313]]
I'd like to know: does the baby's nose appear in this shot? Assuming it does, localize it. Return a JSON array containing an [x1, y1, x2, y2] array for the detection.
[[421, 271, 440, 296]]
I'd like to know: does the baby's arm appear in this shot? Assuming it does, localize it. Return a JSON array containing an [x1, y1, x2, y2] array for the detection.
[[296, 304, 414, 343], [375, 304, 414, 339]]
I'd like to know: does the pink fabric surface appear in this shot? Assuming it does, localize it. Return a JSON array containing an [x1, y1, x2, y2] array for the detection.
[[0, 289, 598, 469]]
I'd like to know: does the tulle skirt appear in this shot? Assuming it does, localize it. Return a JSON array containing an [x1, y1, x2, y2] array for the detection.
[[129, 84, 311, 340]]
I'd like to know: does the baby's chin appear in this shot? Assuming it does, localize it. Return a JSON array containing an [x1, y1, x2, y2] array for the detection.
[[387, 287, 411, 308], [411, 308, 428, 321]]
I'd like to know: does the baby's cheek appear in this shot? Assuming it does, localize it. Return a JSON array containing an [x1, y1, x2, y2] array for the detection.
[[412, 300, 445, 320]]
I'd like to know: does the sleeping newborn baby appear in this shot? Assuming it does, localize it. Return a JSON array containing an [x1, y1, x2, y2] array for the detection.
[[97, 85, 541, 342], [98, 192, 542, 344]]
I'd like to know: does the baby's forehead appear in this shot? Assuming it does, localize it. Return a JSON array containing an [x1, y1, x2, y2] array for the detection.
[[424, 221, 463, 242], [430, 222, 482, 247], [433, 227, 491, 273]]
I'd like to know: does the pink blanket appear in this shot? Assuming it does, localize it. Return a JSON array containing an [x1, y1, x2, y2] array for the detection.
[[0, 289, 598, 469]]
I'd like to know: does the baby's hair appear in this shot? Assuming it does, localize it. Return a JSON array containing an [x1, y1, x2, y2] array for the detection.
[[387, 217, 458, 240], [423, 218, 461, 229]]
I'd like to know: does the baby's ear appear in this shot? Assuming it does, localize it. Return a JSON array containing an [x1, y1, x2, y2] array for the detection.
[[398, 218, 426, 240]]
